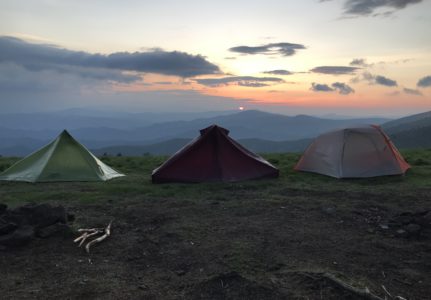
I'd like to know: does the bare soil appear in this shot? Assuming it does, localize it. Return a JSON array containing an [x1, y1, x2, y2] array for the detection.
[[1, 186, 431, 299]]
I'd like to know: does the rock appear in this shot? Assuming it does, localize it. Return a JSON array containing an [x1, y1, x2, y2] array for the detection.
[[15, 204, 67, 228], [405, 223, 421, 236], [0, 225, 34, 247], [396, 229, 408, 238], [418, 211, 431, 228], [0, 222, 18, 235], [379, 224, 389, 230], [322, 207, 336, 215], [392, 214, 414, 225], [36, 223, 72, 238], [0, 203, 7, 215], [175, 270, 187, 276]]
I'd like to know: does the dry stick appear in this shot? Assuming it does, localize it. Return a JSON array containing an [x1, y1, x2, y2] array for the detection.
[[74, 232, 88, 243], [381, 285, 393, 298], [85, 221, 112, 254], [78, 231, 101, 247], [321, 273, 385, 300], [74, 229, 103, 246], [78, 228, 104, 233]]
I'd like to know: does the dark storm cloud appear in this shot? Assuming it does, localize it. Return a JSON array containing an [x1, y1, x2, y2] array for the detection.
[[262, 70, 293, 75], [403, 88, 423, 96], [229, 42, 306, 56], [332, 82, 355, 94], [194, 76, 284, 87], [0, 36, 220, 77], [320, 0, 423, 16], [375, 75, 397, 87], [417, 75, 431, 88], [310, 83, 334, 92], [310, 66, 360, 75]]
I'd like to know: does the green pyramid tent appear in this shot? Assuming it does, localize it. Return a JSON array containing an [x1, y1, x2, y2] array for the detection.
[[0, 130, 125, 182]]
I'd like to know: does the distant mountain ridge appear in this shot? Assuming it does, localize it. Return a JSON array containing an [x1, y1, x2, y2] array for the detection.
[[382, 110, 431, 149], [92, 138, 313, 156], [0, 108, 402, 157]]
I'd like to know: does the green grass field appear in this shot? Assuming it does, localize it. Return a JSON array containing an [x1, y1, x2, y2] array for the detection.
[[1, 149, 430, 206]]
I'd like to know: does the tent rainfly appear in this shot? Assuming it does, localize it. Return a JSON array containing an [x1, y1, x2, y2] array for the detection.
[[152, 124, 279, 183], [0, 130, 125, 182], [294, 125, 410, 178]]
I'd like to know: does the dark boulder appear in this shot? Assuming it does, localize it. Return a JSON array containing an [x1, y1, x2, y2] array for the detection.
[[0, 222, 18, 235], [405, 223, 422, 236], [36, 223, 73, 238], [0, 225, 34, 247], [13, 203, 67, 228]]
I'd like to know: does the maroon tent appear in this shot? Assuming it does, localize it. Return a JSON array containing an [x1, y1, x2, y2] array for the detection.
[[152, 125, 279, 183]]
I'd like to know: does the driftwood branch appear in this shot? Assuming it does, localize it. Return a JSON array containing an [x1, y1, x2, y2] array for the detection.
[[320, 272, 385, 300], [85, 221, 112, 254], [74, 221, 112, 254], [289, 271, 384, 300]]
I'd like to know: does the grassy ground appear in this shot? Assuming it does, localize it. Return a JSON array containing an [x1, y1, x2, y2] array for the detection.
[[0, 150, 430, 299]]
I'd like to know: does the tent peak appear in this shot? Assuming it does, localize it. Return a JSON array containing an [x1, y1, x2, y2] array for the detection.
[[199, 124, 229, 136]]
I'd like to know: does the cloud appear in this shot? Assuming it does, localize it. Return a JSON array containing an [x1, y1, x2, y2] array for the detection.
[[0, 36, 220, 78], [352, 72, 398, 87], [417, 75, 431, 88], [311, 82, 354, 95], [229, 42, 306, 56], [238, 82, 269, 87], [332, 82, 355, 94], [310, 66, 360, 75], [194, 76, 284, 87], [403, 88, 423, 96], [343, 0, 423, 16], [321, 0, 423, 16], [349, 58, 371, 67], [375, 75, 397, 87], [262, 70, 293, 75], [310, 83, 334, 92]]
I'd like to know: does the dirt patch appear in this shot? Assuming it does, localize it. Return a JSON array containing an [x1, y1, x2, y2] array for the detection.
[[0, 187, 430, 299]]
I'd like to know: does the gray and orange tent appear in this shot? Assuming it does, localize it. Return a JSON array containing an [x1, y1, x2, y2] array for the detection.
[[152, 125, 279, 183], [294, 125, 410, 178]]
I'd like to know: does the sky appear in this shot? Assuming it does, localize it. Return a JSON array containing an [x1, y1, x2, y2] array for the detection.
[[0, 0, 430, 117]]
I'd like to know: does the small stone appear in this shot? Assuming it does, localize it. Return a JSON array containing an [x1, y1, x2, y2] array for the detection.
[[393, 215, 414, 225], [419, 212, 431, 227], [379, 224, 389, 230], [138, 284, 149, 290], [405, 223, 421, 236], [396, 229, 408, 238], [367, 228, 375, 234], [322, 207, 336, 215], [0, 222, 18, 235], [175, 270, 186, 276]]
